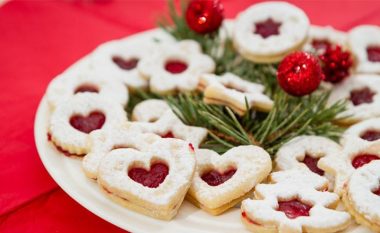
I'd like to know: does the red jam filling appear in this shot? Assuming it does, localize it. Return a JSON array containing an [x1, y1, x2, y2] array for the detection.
[[360, 130, 380, 141], [161, 131, 175, 138], [277, 199, 311, 219], [74, 84, 99, 94], [311, 39, 331, 51], [351, 154, 380, 169], [69, 111, 106, 134], [254, 18, 281, 39], [128, 162, 169, 188], [189, 143, 195, 152], [242, 212, 260, 225], [301, 155, 324, 176], [373, 186, 380, 196], [112, 56, 139, 70], [349, 87, 376, 106], [201, 168, 237, 186], [47, 133, 85, 157], [367, 46, 380, 62], [165, 60, 188, 74]]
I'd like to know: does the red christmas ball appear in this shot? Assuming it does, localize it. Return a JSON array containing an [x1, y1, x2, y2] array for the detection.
[[277, 52, 323, 97], [319, 45, 353, 83], [185, 0, 224, 34]]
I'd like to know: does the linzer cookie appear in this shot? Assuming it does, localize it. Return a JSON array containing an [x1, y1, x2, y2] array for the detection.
[[199, 73, 273, 115], [89, 30, 175, 90], [275, 136, 352, 195], [341, 118, 380, 149], [241, 169, 351, 233], [303, 25, 347, 54], [97, 138, 196, 220], [46, 67, 128, 109], [137, 40, 215, 94], [187, 146, 272, 215], [131, 99, 170, 122], [82, 124, 161, 179], [342, 160, 380, 232], [48, 93, 127, 156], [130, 100, 208, 147], [233, 1, 309, 63], [328, 74, 380, 125], [348, 25, 380, 74]]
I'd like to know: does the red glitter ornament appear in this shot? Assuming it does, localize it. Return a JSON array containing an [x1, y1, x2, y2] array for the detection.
[[277, 52, 323, 96], [319, 45, 353, 83], [185, 0, 224, 34]]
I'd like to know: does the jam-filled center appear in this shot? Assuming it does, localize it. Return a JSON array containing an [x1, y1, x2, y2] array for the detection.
[[301, 154, 324, 176], [349, 87, 376, 106], [128, 162, 169, 188], [311, 39, 331, 52], [373, 185, 380, 196], [254, 18, 281, 39], [69, 111, 105, 134], [161, 131, 175, 138], [360, 130, 380, 141], [351, 154, 380, 169], [112, 56, 139, 70], [201, 168, 237, 186], [367, 46, 380, 62], [277, 199, 312, 219], [165, 60, 188, 74], [74, 84, 99, 94]]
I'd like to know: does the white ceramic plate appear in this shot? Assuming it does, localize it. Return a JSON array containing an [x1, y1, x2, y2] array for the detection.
[[34, 28, 373, 233]]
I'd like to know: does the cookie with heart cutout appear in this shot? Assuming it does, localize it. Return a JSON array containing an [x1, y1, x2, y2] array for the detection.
[[46, 67, 128, 110], [341, 118, 380, 149], [348, 25, 380, 74], [275, 136, 352, 196], [48, 93, 127, 156], [327, 74, 380, 125], [342, 160, 380, 232], [198, 73, 273, 115], [187, 145, 272, 215], [130, 100, 208, 147], [131, 99, 170, 122], [303, 25, 347, 54], [97, 138, 196, 220], [233, 1, 309, 63], [82, 123, 161, 179], [137, 40, 215, 95], [89, 29, 175, 91], [241, 169, 351, 233]]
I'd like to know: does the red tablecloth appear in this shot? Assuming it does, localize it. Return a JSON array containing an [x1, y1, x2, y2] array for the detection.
[[0, 0, 379, 232]]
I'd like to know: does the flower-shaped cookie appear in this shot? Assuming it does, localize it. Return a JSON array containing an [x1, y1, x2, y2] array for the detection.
[[49, 93, 127, 155], [137, 40, 215, 94], [46, 67, 128, 109], [328, 74, 380, 124], [97, 138, 196, 220], [233, 1, 309, 63], [303, 25, 347, 54], [199, 73, 273, 115], [187, 146, 272, 215], [342, 160, 380, 232], [131, 100, 208, 147], [89, 29, 175, 90], [348, 25, 380, 74], [275, 136, 352, 195], [241, 169, 351, 233], [82, 123, 161, 179], [341, 118, 380, 149]]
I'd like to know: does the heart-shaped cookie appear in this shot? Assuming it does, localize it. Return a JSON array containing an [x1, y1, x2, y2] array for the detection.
[[187, 145, 272, 215], [97, 138, 196, 220]]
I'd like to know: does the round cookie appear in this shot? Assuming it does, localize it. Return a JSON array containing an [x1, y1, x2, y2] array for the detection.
[[241, 169, 351, 233], [187, 146, 272, 215], [137, 40, 215, 95], [341, 118, 380, 149], [342, 160, 380, 232], [89, 29, 175, 90], [303, 25, 347, 54], [328, 74, 380, 125], [275, 136, 352, 195], [348, 25, 380, 74], [49, 93, 127, 155], [233, 1, 309, 63], [46, 68, 128, 109]]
